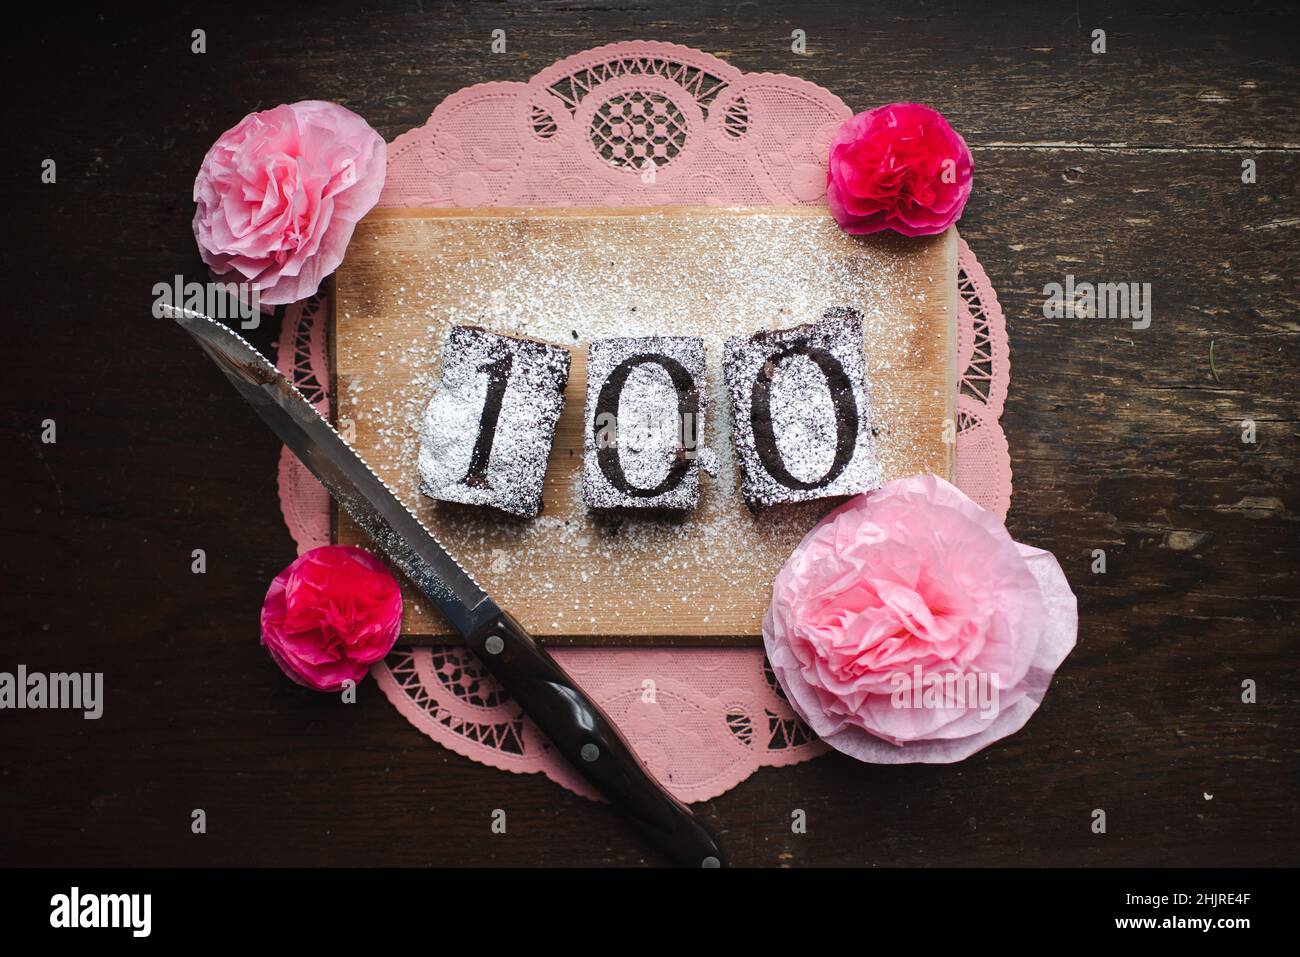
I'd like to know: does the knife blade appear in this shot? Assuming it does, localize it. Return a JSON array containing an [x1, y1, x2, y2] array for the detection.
[[168, 305, 722, 868]]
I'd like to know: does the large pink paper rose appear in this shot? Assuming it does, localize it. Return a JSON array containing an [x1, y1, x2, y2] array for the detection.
[[260, 545, 403, 692], [192, 101, 385, 306], [827, 103, 973, 237], [764, 475, 1076, 763]]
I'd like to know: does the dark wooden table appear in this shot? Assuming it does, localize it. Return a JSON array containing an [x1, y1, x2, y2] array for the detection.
[[3, 1, 1296, 867]]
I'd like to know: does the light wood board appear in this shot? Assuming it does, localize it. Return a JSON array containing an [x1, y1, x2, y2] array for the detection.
[[333, 206, 956, 645]]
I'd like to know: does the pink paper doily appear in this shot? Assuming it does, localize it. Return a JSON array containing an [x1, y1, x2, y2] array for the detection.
[[275, 42, 1012, 802]]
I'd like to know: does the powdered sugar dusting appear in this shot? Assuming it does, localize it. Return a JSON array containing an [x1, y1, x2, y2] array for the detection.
[[773, 355, 838, 482], [334, 210, 954, 638]]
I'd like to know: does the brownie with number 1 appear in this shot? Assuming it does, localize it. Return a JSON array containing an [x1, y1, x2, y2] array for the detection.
[[418, 325, 571, 518]]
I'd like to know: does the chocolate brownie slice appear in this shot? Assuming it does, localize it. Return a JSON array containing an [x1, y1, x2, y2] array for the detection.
[[582, 335, 708, 511], [723, 309, 881, 509], [418, 325, 570, 518]]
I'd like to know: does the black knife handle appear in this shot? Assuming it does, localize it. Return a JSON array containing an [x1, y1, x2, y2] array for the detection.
[[466, 611, 723, 867]]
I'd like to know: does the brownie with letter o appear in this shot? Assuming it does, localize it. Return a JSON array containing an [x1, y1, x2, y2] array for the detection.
[[723, 309, 880, 510], [582, 335, 709, 511]]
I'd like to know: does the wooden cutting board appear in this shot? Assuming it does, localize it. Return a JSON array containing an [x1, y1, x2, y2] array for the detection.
[[333, 206, 956, 645]]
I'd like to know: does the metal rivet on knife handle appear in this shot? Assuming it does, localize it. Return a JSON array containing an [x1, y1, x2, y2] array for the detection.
[[484, 634, 505, 655], [701, 856, 721, 868], [580, 743, 600, 762]]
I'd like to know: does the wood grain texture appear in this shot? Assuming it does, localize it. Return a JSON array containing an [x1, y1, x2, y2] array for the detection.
[[333, 207, 955, 642], [0, 1, 1296, 867]]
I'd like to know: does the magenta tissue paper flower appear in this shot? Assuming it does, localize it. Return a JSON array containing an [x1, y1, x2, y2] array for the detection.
[[827, 102, 973, 237], [260, 545, 403, 692]]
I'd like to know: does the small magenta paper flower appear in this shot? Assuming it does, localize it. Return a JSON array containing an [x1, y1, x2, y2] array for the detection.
[[260, 545, 403, 691], [826, 103, 973, 237], [764, 475, 1076, 763], [192, 101, 386, 306]]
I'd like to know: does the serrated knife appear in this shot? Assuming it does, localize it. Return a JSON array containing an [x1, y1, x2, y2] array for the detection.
[[168, 306, 722, 868]]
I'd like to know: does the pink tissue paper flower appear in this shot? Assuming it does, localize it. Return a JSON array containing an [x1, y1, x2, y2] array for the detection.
[[192, 100, 386, 306], [827, 103, 973, 237], [763, 475, 1076, 763], [260, 545, 403, 692]]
